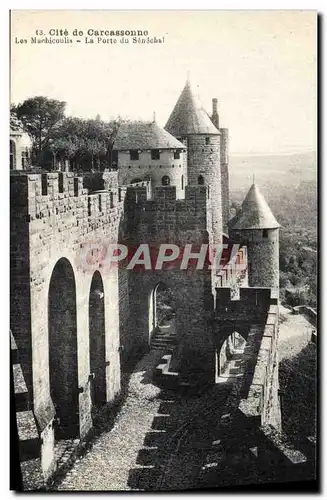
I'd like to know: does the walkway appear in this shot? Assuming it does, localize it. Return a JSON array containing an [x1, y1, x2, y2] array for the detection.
[[54, 348, 233, 491]]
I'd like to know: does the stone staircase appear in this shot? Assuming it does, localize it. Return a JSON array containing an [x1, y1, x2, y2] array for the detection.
[[150, 323, 177, 352]]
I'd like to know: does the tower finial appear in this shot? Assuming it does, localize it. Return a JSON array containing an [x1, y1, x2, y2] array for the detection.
[[153, 111, 156, 123]]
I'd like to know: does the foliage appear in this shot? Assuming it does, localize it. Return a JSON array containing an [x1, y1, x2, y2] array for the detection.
[[11, 96, 122, 171], [48, 117, 120, 171], [12, 97, 66, 164]]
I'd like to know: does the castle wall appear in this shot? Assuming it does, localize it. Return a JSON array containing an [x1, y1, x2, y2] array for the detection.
[[186, 134, 223, 245], [124, 185, 215, 383], [214, 288, 281, 430], [10, 172, 126, 477], [118, 150, 187, 199]]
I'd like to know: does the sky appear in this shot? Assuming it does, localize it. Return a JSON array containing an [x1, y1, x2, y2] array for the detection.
[[10, 10, 316, 154]]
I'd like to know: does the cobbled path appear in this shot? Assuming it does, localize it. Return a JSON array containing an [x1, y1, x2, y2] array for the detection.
[[56, 349, 167, 491]]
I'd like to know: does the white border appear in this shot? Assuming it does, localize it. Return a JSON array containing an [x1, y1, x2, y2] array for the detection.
[[2, 2, 324, 498]]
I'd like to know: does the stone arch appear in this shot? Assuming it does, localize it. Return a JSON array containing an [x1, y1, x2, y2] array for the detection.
[[161, 175, 171, 186], [216, 329, 247, 379], [89, 271, 106, 406], [148, 281, 175, 344], [10, 139, 16, 170], [48, 257, 79, 439], [198, 175, 205, 185]]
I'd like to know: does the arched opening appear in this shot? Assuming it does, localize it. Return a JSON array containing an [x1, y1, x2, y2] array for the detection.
[[217, 332, 246, 381], [198, 175, 205, 185], [48, 258, 79, 439], [10, 140, 16, 170], [161, 175, 170, 186], [89, 271, 106, 406], [181, 175, 184, 190], [148, 283, 176, 349]]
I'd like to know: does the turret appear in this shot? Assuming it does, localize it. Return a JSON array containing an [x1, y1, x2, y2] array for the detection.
[[165, 80, 223, 244], [229, 183, 280, 292]]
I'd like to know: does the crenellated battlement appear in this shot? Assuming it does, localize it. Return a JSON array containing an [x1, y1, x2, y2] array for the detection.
[[215, 286, 276, 308], [123, 184, 211, 245], [10, 171, 126, 222], [215, 244, 248, 288], [214, 287, 277, 322], [126, 184, 210, 210]]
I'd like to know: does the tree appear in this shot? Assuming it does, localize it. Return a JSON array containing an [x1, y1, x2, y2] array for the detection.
[[13, 97, 66, 164], [49, 117, 121, 172]]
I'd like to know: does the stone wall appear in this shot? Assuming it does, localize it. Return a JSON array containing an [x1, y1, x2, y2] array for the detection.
[[231, 228, 279, 290], [123, 184, 215, 384], [10, 171, 126, 478], [214, 288, 281, 430], [186, 134, 223, 245], [118, 150, 187, 199]]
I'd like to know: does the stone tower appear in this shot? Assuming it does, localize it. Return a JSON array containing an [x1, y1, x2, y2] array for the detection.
[[229, 183, 280, 291], [114, 120, 187, 199], [210, 98, 230, 235], [165, 80, 223, 245]]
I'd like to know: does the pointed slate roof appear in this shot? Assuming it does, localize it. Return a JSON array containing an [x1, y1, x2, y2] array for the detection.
[[165, 80, 220, 136], [230, 183, 280, 230], [113, 120, 185, 151]]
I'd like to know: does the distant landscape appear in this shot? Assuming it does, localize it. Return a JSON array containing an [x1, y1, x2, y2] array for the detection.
[[229, 151, 317, 307]]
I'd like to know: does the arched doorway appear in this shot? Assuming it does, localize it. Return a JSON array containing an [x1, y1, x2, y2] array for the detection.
[[89, 271, 106, 406], [10, 140, 16, 170], [217, 332, 246, 380], [48, 258, 79, 439], [198, 175, 205, 185], [148, 283, 176, 349]]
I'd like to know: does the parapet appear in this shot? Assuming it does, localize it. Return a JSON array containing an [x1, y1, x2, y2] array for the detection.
[[215, 287, 275, 315], [126, 184, 209, 213], [10, 171, 125, 221]]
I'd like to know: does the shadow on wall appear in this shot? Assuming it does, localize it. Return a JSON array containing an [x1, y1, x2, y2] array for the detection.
[[279, 342, 316, 440]]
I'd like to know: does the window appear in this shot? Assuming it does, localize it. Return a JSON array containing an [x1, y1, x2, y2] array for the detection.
[[205, 137, 210, 145], [130, 150, 139, 161], [198, 175, 205, 185], [174, 151, 180, 160], [162, 175, 170, 186], [263, 229, 268, 238], [151, 149, 160, 160], [21, 150, 29, 170], [181, 175, 184, 190]]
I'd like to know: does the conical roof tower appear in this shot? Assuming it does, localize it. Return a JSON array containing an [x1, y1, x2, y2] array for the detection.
[[165, 80, 219, 136], [230, 183, 280, 230]]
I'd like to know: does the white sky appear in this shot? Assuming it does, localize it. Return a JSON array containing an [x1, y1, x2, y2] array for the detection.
[[10, 10, 316, 154]]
